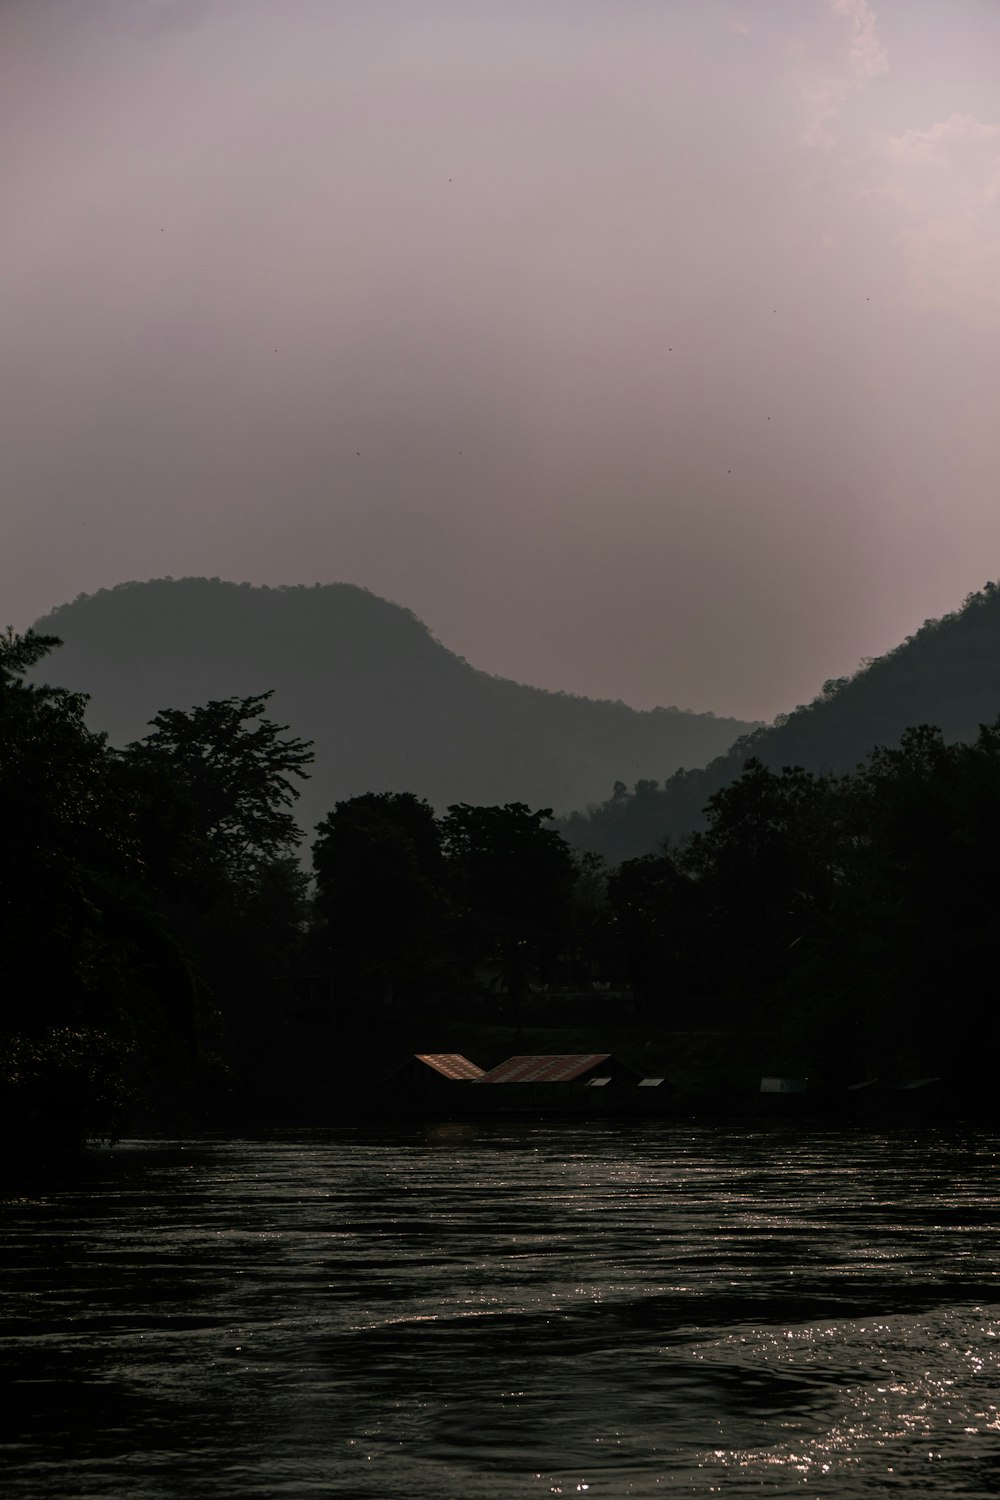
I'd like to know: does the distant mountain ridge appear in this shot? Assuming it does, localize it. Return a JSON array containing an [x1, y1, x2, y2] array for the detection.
[[31, 578, 757, 839], [559, 581, 1000, 862]]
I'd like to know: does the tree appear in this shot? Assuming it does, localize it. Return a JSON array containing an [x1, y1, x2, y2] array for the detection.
[[1, 629, 126, 1028], [836, 722, 1000, 1075], [441, 803, 576, 982], [127, 693, 313, 885], [680, 759, 842, 1010], [311, 792, 450, 1004], [563, 851, 611, 987], [0, 626, 65, 680], [0, 631, 201, 1142], [606, 851, 705, 1014], [124, 695, 314, 1103]]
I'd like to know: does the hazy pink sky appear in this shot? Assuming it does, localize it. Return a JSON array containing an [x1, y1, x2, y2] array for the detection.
[[3, 0, 999, 719]]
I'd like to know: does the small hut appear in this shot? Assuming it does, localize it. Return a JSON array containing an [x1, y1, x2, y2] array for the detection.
[[760, 1076, 807, 1094], [479, 1053, 638, 1085], [476, 1053, 643, 1113], [383, 1053, 485, 1109]]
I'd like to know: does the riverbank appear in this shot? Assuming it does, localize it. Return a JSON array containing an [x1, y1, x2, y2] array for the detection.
[[201, 1012, 982, 1129]]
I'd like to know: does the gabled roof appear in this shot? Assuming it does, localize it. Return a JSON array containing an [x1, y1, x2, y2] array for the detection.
[[414, 1053, 485, 1080], [479, 1053, 612, 1084]]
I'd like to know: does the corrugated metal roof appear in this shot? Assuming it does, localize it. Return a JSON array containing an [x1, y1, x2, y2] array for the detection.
[[414, 1053, 485, 1080], [480, 1054, 612, 1084]]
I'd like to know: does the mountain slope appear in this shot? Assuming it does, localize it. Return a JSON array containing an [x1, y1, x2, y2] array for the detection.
[[31, 578, 755, 841], [559, 581, 1000, 862]]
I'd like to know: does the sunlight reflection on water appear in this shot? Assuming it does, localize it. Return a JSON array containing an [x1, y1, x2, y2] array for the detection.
[[2, 1122, 1000, 1497]]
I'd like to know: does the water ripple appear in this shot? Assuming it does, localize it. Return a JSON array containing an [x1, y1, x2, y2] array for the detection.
[[2, 1122, 1000, 1496]]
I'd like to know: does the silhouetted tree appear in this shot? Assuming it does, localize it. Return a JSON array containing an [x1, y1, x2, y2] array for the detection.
[[441, 802, 576, 983], [127, 693, 313, 885], [563, 851, 611, 987], [1, 629, 131, 1031], [680, 760, 842, 1012], [123, 693, 314, 1105], [311, 792, 451, 1005], [0, 632, 201, 1142], [835, 722, 1000, 1075], [606, 851, 705, 1015]]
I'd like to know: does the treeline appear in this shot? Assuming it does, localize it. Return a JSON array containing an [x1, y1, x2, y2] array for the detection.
[[559, 580, 1000, 861], [609, 732, 1000, 1083], [0, 630, 597, 1145], [5, 628, 1000, 1147], [0, 629, 314, 1147]]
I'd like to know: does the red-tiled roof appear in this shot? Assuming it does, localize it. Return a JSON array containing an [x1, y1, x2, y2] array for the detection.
[[414, 1053, 485, 1080], [479, 1053, 612, 1084]]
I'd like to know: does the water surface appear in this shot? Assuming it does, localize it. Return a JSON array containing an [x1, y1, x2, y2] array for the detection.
[[3, 1122, 999, 1496]]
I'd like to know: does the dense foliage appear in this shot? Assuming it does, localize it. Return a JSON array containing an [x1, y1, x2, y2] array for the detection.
[[0, 634, 314, 1147], [603, 731, 1000, 1081], [5, 617, 1000, 1149]]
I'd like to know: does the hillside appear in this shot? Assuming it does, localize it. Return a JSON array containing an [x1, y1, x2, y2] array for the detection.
[[559, 581, 1000, 862], [30, 578, 755, 841]]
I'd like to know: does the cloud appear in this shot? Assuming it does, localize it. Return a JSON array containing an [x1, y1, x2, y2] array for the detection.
[[831, 0, 888, 88], [876, 113, 1000, 328], [796, 0, 888, 147]]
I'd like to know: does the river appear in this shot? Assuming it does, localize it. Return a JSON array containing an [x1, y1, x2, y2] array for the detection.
[[3, 1121, 999, 1497]]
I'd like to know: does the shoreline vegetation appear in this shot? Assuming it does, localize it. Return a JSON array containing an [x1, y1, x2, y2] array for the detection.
[[5, 586, 1000, 1161]]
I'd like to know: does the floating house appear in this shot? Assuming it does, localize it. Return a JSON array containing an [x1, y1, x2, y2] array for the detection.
[[383, 1052, 659, 1114], [478, 1053, 637, 1085], [760, 1076, 807, 1094], [412, 1054, 485, 1081], [384, 1053, 485, 1107], [634, 1075, 669, 1113], [479, 1054, 643, 1110], [757, 1075, 810, 1115]]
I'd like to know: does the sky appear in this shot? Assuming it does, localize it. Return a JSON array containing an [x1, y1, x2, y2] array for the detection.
[[3, 0, 999, 721]]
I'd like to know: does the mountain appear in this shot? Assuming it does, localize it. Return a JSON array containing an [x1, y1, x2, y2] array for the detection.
[[30, 577, 756, 841], [559, 581, 1000, 863]]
